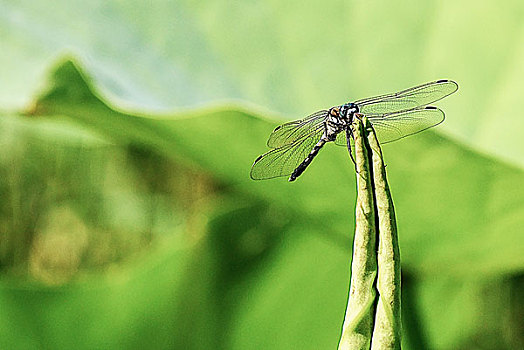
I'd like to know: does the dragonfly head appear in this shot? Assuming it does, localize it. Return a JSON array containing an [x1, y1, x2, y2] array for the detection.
[[339, 102, 359, 121]]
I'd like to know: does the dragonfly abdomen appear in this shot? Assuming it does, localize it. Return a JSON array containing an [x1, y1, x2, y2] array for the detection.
[[288, 138, 328, 182]]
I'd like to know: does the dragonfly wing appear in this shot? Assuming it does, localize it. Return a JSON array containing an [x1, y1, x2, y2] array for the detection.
[[334, 131, 350, 146], [355, 80, 458, 115], [267, 110, 328, 148], [367, 106, 445, 144], [251, 128, 324, 180]]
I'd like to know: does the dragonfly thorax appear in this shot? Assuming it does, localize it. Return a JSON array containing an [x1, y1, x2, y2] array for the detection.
[[325, 104, 356, 141]]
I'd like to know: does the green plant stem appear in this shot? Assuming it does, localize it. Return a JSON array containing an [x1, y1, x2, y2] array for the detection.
[[364, 117, 401, 350], [338, 117, 378, 350], [338, 117, 401, 350]]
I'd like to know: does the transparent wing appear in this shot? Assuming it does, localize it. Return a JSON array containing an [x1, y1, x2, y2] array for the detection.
[[367, 106, 445, 144], [267, 110, 328, 148], [251, 128, 324, 180], [334, 131, 350, 146], [355, 80, 458, 115]]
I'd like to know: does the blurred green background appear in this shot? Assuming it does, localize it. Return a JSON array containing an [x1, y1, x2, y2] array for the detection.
[[1, 1, 523, 349]]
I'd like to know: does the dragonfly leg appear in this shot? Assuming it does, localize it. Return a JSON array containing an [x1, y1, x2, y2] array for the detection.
[[345, 129, 357, 172]]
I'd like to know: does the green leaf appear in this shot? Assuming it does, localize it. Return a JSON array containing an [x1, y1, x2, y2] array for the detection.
[[32, 58, 524, 278], [2, 58, 518, 350]]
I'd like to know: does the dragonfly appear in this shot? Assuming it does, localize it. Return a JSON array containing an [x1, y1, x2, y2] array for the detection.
[[250, 79, 458, 181]]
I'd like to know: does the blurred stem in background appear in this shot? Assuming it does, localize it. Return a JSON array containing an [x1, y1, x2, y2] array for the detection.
[[338, 117, 401, 350]]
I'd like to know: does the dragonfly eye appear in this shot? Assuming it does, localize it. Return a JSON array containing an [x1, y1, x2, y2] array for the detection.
[[339, 103, 358, 119]]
